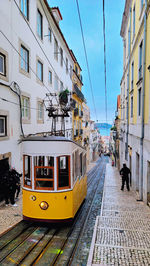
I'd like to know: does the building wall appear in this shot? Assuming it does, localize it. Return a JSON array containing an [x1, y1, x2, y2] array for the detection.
[[120, 0, 150, 202], [0, 0, 73, 172]]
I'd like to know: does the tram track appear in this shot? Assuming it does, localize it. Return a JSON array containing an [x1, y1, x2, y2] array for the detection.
[[0, 157, 107, 265]]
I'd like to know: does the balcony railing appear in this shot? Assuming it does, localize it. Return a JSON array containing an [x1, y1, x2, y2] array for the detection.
[[73, 84, 85, 102]]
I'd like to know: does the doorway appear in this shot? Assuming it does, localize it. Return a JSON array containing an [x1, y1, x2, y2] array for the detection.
[[147, 161, 150, 205], [136, 153, 140, 193]]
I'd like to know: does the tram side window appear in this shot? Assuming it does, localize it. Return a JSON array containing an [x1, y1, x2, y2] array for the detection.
[[72, 153, 76, 184], [75, 150, 79, 178], [23, 155, 31, 187], [57, 156, 70, 189], [80, 153, 83, 177], [34, 156, 54, 190], [83, 154, 86, 175]]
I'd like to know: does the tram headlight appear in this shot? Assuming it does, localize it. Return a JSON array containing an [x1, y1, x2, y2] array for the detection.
[[39, 201, 49, 210]]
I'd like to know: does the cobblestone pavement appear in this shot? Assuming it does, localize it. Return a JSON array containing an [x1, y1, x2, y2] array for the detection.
[[0, 194, 22, 236], [87, 163, 150, 266]]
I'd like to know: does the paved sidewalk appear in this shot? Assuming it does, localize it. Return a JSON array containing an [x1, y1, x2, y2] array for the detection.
[[87, 163, 150, 266]]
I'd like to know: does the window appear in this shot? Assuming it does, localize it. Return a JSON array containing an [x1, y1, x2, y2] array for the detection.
[[139, 41, 143, 79], [22, 96, 30, 120], [72, 153, 76, 183], [54, 38, 58, 60], [0, 116, 7, 137], [131, 61, 134, 90], [37, 101, 44, 121], [21, 45, 29, 73], [34, 156, 54, 190], [80, 153, 83, 176], [133, 6, 135, 39], [37, 60, 43, 82], [138, 88, 141, 116], [57, 156, 70, 189], [75, 150, 79, 177], [75, 65, 78, 74], [21, 0, 29, 20], [128, 29, 130, 56], [66, 58, 68, 73], [54, 75, 59, 91], [0, 53, 6, 76], [49, 71, 52, 84], [23, 155, 31, 188], [60, 47, 63, 66], [83, 154, 86, 175], [60, 81, 63, 91], [131, 96, 133, 118], [37, 9, 43, 39], [48, 27, 52, 42], [70, 65, 72, 78]]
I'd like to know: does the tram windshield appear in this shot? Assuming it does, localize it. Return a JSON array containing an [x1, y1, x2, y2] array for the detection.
[[34, 156, 54, 190]]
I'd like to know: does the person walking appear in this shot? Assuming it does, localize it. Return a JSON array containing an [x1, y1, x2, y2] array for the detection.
[[120, 163, 131, 191]]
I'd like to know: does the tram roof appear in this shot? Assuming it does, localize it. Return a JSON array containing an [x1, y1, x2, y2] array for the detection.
[[22, 136, 86, 150]]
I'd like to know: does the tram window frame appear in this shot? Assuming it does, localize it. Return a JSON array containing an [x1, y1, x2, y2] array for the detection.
[[34, 156, 54, 190], [57, 155, 71, 190], [75, 150, 80, 179], [83, 153, 86, 175], [23, 155, 32, 188], [72, 153, 76, 184], [80, 153, 83, 177]]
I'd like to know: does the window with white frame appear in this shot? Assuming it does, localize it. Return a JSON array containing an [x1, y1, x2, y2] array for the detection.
[[37, 9, 43, 39], [133, 5, 135, 39], [0, 116, 7, 137], [22, 96, 30, 120], [131, 95, 133, 118], [21, 0, 29, 20], [54, 75, 59, 91], [54, 38, 58, 60], [131, 61, 134, 90], [37, 101, 44, 121], [66, 58, 68, 73], [138, 88, 142, 116], [0, 53, 6, 76], [49, 70, 52, 84], [70, 65, 72, 78], [37, 60, 43, 82], [60, 81, 63, 91], [139, 41, 143, 79], [48, 27, 52, 42], [60, 47, 63, 66], [21, 45, 29, 73]]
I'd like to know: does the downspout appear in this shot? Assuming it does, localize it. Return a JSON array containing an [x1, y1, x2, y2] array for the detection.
[[125, 7, 132, 161], [140, 0, 147, 200]]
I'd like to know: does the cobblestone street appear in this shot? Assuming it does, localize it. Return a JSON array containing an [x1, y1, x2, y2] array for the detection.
[[88, 163, 150, 266]]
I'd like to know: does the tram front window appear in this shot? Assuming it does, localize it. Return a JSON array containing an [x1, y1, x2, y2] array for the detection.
[[57, 156, 70, 189], [23, 155, 31, 188], [34, 156, 54, 190]]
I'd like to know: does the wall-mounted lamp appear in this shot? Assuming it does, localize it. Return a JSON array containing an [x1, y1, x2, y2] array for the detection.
[[148, 65, 150, 71]]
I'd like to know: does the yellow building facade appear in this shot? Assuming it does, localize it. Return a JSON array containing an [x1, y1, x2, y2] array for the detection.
[[120, 0, 150, 202], [70, 51, 84, 145]]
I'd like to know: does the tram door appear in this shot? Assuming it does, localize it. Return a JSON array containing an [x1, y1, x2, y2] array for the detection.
[[0, 158, 9, 201]]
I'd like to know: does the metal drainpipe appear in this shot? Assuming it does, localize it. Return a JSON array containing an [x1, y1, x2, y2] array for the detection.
[[140, 0, 147, 201], [125, 7, 132, 161]]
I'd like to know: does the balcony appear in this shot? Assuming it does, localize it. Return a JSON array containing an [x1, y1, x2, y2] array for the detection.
[[79, 111, 83, 118], [73, 84, 85, 102], [74, 108, 78, 116], [74, 129, 78, 138], [80, 129, 83, 135]]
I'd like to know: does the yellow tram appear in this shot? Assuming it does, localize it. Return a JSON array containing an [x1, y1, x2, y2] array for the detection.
[[22, 136, 87, 222]]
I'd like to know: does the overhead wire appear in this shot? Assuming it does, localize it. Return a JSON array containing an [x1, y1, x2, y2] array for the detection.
[[75, 0, 98, 122], [102, 0, 108, 127]]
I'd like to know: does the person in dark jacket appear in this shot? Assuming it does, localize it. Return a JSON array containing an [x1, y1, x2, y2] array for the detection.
[[120, 163, 131, 191]]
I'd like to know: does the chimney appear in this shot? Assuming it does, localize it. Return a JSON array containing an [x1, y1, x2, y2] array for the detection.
[[51, 7, 63, 25]]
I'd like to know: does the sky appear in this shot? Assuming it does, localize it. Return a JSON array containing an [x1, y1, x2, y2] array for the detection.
[[48, 0, 125, 124]]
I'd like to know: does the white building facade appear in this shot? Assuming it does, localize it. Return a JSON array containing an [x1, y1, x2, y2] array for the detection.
[[0, 0, 74, 172]]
